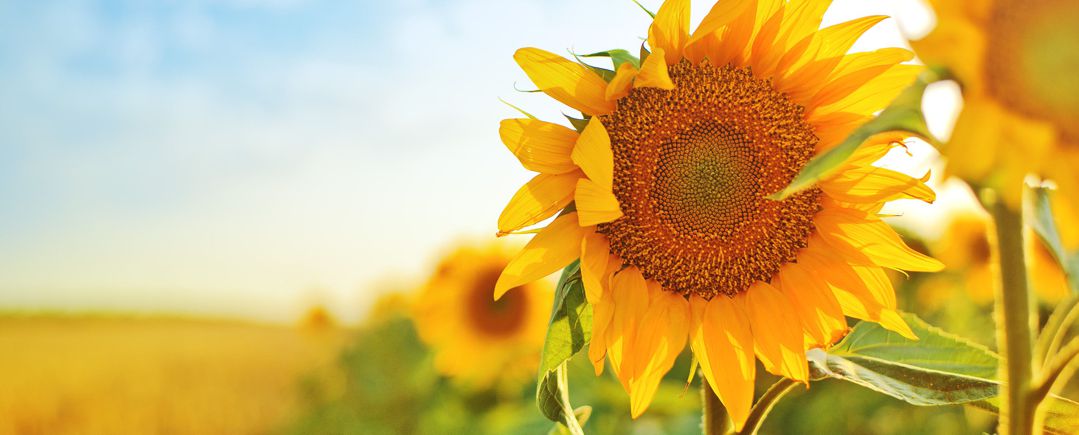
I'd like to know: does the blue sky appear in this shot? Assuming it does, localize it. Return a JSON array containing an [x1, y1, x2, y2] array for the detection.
[[0, 0, 960, 323]]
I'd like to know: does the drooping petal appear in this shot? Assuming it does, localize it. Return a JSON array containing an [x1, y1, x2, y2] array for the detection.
[[691, 294, 756, 431], [571, 117, 614, 190], [498, 171, 582, 235], [514, 47, 615, 115], [605, 266, 651, 389], [778, 263, 848, 348], [499, 118, 579, 174], [575, 178, 623, 226], [634, 48, 675, 90], [495, 212, 586, 299], [647, 0, 690, 64], [815, 206, 945, 272], [580, 229, 611, 304], [590, 287, 616, 375], [606, 62, 638, 102], [744, 281, 809, 383], [627, 288, 690, 418], [820, 165, 935, 204]]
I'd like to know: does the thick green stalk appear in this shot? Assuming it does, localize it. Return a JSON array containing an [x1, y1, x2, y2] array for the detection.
[[702, 378, 731, 435], [990, 196, 1037, 435]]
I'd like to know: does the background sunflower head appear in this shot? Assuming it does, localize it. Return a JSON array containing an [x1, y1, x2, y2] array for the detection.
[[412, 241, 552, 391]]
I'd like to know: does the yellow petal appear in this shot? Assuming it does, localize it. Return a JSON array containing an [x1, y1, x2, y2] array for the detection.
[[497, 171, 582, 235], [580, 229, 611, 304], [514, 47, 615, 115], [647, 0, 690, 64], [499, 118, 579, 174], [842, 132, 908, 167], [810, 48, 914, 109], [684, 0, 754, 64], [778, 263, 847, 348], [799, 240, 917, 340], [575, 178, 623, 226], [775, 0, 832, 52], [571, 117, 614, 190], [820, 165, 935, 204], [590, 288, 616, 375], [815, 207, 944, 272], [634, 48, 675, 90], [628, 289, 690, 418], [779, 15, 889, 101], [745, 281, 809, 383], [812, 64, 922, 118], [691, 294, 756, 431], [606, 266, 651, 388], [747, 6, 786, 77], [495, 212, 585, 299], [606, 62, 638, 102]]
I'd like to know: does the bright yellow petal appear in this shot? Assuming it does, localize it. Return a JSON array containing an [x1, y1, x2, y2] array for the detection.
[[691, 295, 755, 431], [606, 266, 651, 388], [815, 207, 945, 272], [606, 62, 637, 102], [575, 178, 623, 226], [571, 117, 614, 190], [634, 48, 675, 90], [820, 165, 935, 204], [499, 118, 579, 174], [495, 212, 585, 299], [775, 0, 831, 52], [778, 263, 847, 348], [580, 230, 612, 304], [628, 289, 690, 418], [647, 0, 690, 64], [810, 48, 914, 109], [779, 15, 889, 101], [812, 64, 922, 118], [747, 6, 786, 76], [842, 132, 908, 167], [514, 47, 615, 115], [590, 287, 615, 375], [497, 171, 582, 235], [684, 0, 754, 64], [745, 281, 809, 383]]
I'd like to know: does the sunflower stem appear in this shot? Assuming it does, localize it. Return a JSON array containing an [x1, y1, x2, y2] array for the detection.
[[989, 194, 1038, 435], [736, 378, 798, 435], [701, 375, 731, 435]]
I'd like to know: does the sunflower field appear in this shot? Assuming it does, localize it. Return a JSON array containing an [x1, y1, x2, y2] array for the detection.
[[3, 0, 1079, 434]]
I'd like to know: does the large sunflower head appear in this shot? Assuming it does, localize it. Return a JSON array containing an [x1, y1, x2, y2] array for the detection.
[[495, 0, 943, 428], [412, 242, 551, 390], [915, 0, 1079, 228]]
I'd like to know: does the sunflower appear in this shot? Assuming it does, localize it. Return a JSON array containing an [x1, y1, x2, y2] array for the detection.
[[929, 212, 1068, 306], [914, 0, 1079, 244], [495, 0, 943, 429], [413, 242, 552, 389]]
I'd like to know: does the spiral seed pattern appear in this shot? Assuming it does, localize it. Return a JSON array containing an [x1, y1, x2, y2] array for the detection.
[[598, 60, 822, 298]]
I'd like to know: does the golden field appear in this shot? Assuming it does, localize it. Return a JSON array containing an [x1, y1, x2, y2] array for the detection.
[[0, 314, 347, 435]]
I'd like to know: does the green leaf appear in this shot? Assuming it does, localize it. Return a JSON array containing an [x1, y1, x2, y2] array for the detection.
[[535, 261, 592, 433], [631, 0, 656, 18], [538, 363, 584, 435], [564, 114, 590, 133], [809, 312, 998, 406], [769, 67, 946, 201], [811, 313, 1079, 434], [1028, 185, 1079, 294], [582, 49, 640, 70]]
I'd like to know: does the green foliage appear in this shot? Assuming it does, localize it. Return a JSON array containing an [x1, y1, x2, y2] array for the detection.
[[582, 49, 640, 70], [770, 68, 943, 201], [536, 261, 593, 434], [809, 313, 998, 406]]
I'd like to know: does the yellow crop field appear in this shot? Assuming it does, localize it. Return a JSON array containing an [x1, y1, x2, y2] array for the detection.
[[0, 315, 346, 435]]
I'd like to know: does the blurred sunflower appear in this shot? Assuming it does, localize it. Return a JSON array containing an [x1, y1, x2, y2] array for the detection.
[[413, 243, 552, 390], [914, 0, 1079, 243], [496, 0, 942, 428], [927, 212, 1068, 306]]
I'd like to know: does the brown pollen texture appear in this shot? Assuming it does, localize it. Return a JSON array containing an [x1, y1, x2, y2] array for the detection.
[[597, 60, 822, 299]]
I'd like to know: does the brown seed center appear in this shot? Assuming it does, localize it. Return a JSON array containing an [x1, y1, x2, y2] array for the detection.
[[598, 60, 821, 298]]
